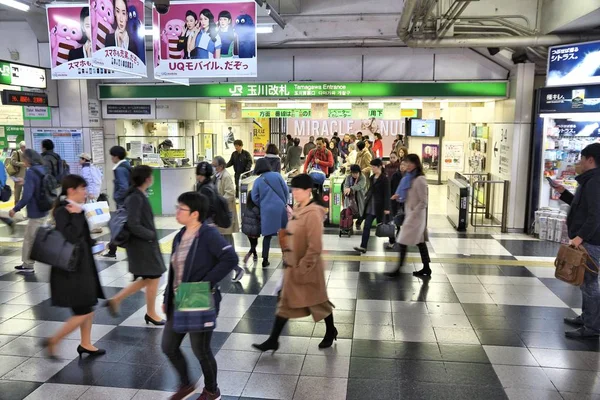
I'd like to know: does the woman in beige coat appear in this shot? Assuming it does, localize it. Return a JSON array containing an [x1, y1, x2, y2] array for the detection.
[[386, 154, 432, 277], [253, 174, 337, 352], [212, 156, 243, 282]]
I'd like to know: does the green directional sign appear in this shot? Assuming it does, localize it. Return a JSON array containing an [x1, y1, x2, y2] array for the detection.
[[0, 60, 47, 89], [99, 81, 508, 100]]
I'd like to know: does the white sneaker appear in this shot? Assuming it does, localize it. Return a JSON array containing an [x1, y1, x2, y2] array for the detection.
[[232, 268, 245, 282]]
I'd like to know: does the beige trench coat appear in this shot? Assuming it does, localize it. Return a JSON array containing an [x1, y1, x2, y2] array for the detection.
[[280, 203, 329, 311], [215, 169, 240, 235], [397, 175, 428, 246]]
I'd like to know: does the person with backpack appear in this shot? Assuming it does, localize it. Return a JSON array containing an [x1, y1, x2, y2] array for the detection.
[[9, 150, 50, 273], [104, 166, 167, 325], [41, 139, 68, 183], [251, 158, 289, 268], [79, 153, 102, 201], [303, 137, 334, 177], [103, 146, 131, 258], [9, 142, 27, 205], [196, 161, 243, 281]]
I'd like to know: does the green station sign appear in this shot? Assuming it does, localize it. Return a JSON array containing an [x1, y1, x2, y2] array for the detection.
[[0, 60, 47, 89], [99, 81, 508, 100]]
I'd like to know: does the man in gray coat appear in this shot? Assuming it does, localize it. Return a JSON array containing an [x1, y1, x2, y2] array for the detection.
[[303, 136, 316, 157], [343, 164, 367, 218], [284, 138, 303, 172]]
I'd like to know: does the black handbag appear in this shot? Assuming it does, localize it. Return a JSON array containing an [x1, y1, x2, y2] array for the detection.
[[376, 216, 396, 238], [0, 185, 12, 202], [30, 227, 79, 272]]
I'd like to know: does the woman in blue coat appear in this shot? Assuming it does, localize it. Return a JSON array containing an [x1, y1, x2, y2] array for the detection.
[[251, 158, 289, 267]]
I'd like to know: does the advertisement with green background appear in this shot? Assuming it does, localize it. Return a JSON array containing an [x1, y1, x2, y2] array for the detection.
[[147, 169, 163, 215], [99, 81, 508, 100]]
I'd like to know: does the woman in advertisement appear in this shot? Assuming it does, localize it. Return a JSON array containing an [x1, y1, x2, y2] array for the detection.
[[188, 9, 222, 59], [177, 10, 198, 59], [217, 10, 235, 58], [105, 0, 140, 58], [68, 7, 92, 61]]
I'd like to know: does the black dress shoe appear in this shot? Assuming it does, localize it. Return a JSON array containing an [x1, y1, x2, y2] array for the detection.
[[413, 268, 432, 277], [262, 260, 270, 268], [565, 327, 600, 339], [145, 314, 166, 326], [77, 345, 106, 357], [564, 316, 584, 327]]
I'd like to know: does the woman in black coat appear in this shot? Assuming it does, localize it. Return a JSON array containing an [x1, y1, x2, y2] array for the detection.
[[241, 190, 261, 265], [354, 158, 392, 254], [105, 166, 167, 325], [43, 175, 105, 359]]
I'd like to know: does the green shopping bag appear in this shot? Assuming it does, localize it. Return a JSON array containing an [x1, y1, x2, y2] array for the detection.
[[173, 282, 217, 332]]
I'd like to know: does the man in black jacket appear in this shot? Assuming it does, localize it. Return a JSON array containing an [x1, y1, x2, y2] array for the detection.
[[41, 139, 62, 180], [226, 140, 253, 197], [556, 143, 600, 339]]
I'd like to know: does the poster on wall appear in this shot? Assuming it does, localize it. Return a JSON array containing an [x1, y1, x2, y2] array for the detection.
[[491, 125, 513, 180], [46, 4, 134, 79], [547, 41, 600, 87], [32, 128, 83, 174], [442, 141, 464, 172], [223, 126, 237, 150], [422, 144, 439, 173], [253, 118, 269, 156], [0, 126, 25, 150], [90, 0, 147, 76], [90, 129, 105, 164], [286, 118, 404, 153], [152, 0, 257, 79]]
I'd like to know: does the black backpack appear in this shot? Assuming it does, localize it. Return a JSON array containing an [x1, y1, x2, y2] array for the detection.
[[47, 153, 69, 184], [200, 184, 232, 229], [31, 168, 58, 212]]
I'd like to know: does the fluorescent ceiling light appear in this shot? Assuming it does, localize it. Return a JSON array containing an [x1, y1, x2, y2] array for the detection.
[[0, 0, 29, 12], [256, 24, 274, 34]]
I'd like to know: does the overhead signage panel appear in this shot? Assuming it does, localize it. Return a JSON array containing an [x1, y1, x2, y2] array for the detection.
[[99, 81, 509, 100], [91, 0, 147, 77], [152, 0, 257, 79], [539, 85, 600, 114], [547, 40, 600, 87], [0, 61, 47, 89], [46, 3, 137, 80]]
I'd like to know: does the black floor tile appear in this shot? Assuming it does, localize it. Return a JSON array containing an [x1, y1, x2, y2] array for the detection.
[[468, 315, 510, 330], [242, 306, 277, 320], [233, 318, 276, 335], [349, 357, 399, 380], [475, 329, 526, 347], [519, 331, 599, 352], [93, 361, 159, 389], [444, 362, 503, 387], [497, 266, 536, 277], [120, 344, 168, 366], [0, 380, 42, 400], [439, 344, 490, 363], [90, 340, 137, 363], [346, 379, 399, 400], [499, 240, 560, 257], [99, 326, 156, 345], [398, 382, 508, 400], [462, 304, 509, 317], [332, 261, 361, 271], [351, 340, 398, 359], [48, 359, 116, 385], [251, 296, 278, 308], [143, 363, 202, 392], [397, 360, 448, 383]]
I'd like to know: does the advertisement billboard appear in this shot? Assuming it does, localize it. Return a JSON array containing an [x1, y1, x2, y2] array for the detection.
[[47, 4, 134, 79], [547, 41, 600, 87], [90, 0, 147, 76], [152, 0, 257, 79]]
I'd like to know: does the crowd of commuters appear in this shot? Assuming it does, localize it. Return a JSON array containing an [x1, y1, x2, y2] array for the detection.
[[11, 133, 600, 398]]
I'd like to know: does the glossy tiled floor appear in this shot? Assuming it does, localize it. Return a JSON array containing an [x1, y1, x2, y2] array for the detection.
[[0, 196, 594, 400]]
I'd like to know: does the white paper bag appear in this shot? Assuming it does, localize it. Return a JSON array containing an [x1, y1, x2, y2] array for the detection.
[[82, 201, 110, 230]]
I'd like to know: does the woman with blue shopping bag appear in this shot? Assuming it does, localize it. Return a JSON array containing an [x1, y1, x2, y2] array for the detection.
[[162, 191, 238, 400]]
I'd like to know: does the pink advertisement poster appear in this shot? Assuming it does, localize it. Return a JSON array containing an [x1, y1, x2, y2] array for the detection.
[[91, 0, 147, 77], [153, 0, 257, 79], [47, 4, 133, 79]]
